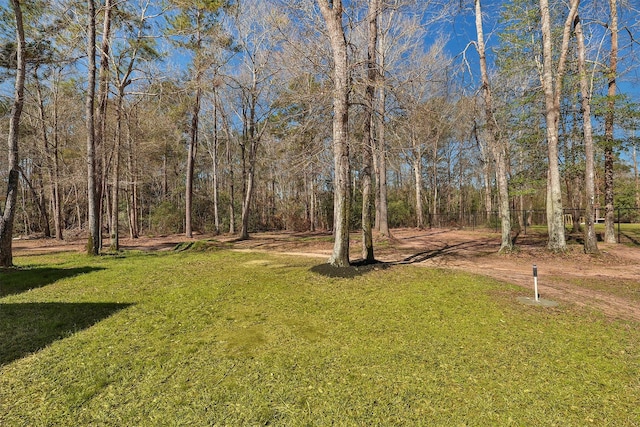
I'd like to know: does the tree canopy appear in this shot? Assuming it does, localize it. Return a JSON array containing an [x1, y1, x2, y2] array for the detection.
[[1, 0, 639, 262]]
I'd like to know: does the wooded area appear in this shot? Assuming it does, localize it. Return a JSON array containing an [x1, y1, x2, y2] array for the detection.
[[0, 0, 639, 266]]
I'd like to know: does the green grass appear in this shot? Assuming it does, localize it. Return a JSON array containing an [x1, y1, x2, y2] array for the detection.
[[612, 223, 640, 245], [1, 250, 639, 425]]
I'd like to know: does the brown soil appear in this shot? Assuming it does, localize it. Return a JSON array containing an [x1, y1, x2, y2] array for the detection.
[[12, 228, 640, 322]]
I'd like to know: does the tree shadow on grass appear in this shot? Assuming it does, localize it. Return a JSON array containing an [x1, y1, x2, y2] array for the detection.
[[620, 232, 640, 245], [394, 240, 492, 264], [310, 239, 499, 278], [310, 260, 391, 278], [0, 302, 132, 366], [0, 266, 105, 298]]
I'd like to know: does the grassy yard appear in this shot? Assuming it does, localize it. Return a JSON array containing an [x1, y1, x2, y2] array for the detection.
[[610, 223, 640, 245], [1, 249, 638, 426]]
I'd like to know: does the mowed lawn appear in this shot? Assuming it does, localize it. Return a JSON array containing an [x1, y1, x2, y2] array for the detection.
[[1, 248, 638, 426]]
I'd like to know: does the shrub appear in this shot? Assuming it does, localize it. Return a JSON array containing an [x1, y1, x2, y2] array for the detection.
[[149, 201, 183, 234]]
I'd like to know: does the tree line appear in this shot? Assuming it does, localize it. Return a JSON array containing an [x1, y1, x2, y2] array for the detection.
[[0, 0, 638, 267]]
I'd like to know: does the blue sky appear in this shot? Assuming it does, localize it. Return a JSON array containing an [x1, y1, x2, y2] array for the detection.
[[442, 0, 638, 112], [0, 0, 636, 127]]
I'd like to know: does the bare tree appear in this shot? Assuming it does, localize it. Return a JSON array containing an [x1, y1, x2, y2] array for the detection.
[[0, 0, 26, 267], [474, 0, 512, 252], [94, 0, 114, 252], [317, 0, 351, 267], [603, 0, 618, 243], [32, 68, 55, 239], [391, 34, 453, 229], [375, 2, 440, 234], [474, 123, 493, 222], [574, 12, 598, 254], [411, 122, 425, 229], [226, 0, 284, 240], [49, 70, 65, 241], [202, 89, 222, 235], [374, 1, 414, 236], [361, 0, 380, 262], [538, 0, 579, 252], [108, 0, 160, 250], [86, 0, 100, 255]]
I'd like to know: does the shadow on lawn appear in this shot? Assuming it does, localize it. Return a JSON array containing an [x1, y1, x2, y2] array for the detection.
[[395, 239, 494, 264], [310, 260, 391, 278], [0, 302, 131, 366], [310, 240, 497, 278], [0, 266, 105, 298], [620, 232, 640, 245]]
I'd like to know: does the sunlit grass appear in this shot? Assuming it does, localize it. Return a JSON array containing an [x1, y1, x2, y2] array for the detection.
[[1, 249, 638, 425]]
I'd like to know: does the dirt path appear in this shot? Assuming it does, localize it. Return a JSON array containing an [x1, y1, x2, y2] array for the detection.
[[391, 231, 640, 323], [12, 229, 640, 322]]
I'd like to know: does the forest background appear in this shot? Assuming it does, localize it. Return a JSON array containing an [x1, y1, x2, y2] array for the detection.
[[0, 0, 638, 265]]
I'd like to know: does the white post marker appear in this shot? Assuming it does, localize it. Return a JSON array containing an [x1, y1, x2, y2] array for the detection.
[[533, 264, 539, 302], [517, 265, 557, 307]]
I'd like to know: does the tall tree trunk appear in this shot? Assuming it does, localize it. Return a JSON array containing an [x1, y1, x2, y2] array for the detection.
[[185, 86, 200, 238], [309, 175, 316, 232], [475, 125, 493, 223], [517, 145, 526, 230], [86, 0, 100, 255], [603, 0, 618, 243], [575, 14, 598, 254], [539, 0, 579, 252], [73, 183, 82, 231], [51, 75, 64, 240], [411, 128, 424, 229], [20, 184, 28, 235], [185, 14, 204, 238], [413, 142, 424, 229], [109, 93, 124, 251], [112, 25, 141, 246], [318, 0, 351, 267], [361, 103, 374, 257], [33, 71, 54, 238], [162, 151, 168, 199], [212, 93, 220, 234], [94, 0, 113, 252], [240, 134, 257, 239], [223, 117, 236, 234], [0, 0, 25, 266], [127, 113, 139, 239], [431, 141, 438, 220], [475, 0, 512, 252], [458, 158, 464, 224], [18, 167, 50, 238], [240, 91, 260, 240], [361, 0, 379, 262], [239, 155, 254, 240], [634, 144, 639, 209], [376, 31, 389, 238], [482, 154, 493, 222]]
